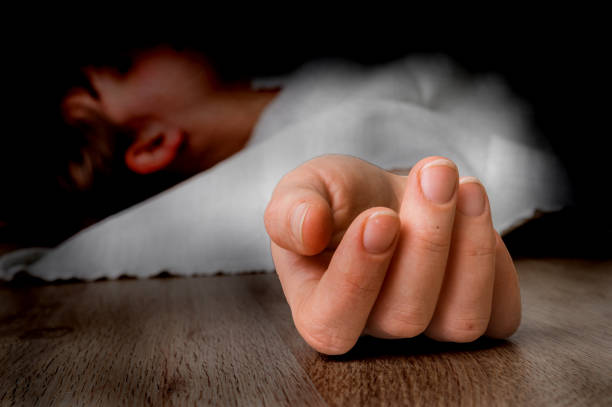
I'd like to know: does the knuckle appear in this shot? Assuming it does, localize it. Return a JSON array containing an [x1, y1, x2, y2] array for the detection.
[[339, 269, 381, 297], [295, 316, 355, 355], [458, 230, 497, 259], [487, 313, 522, 339], [277, 167, 301, 186], [432, 317, 489, 343], [463, 244, 496, 259], [263, 202, 275, 230], [370, 306, 430, 338], [413, 228, 451, 256], [263, 203, 282, 241]]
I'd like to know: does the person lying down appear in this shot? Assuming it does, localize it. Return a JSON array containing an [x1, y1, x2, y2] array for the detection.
[[0, 45, 571, 354]]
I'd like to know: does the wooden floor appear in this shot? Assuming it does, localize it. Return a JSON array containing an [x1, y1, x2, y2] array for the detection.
[[1, 258, 611, 406]]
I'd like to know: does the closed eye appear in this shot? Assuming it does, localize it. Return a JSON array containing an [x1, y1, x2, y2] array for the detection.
[[74, 69, 100, 100]]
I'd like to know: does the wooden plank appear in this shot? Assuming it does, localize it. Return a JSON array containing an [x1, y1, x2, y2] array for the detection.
[[1, 259, 611, 406], [0, 275, 325, 406], [252, 259, 612, 406]]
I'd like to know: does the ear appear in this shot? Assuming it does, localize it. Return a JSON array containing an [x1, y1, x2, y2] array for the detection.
[[124, 129, 184, 174]]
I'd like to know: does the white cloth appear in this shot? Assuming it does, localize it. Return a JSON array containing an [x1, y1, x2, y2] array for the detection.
[[0, 55, 572, 281]]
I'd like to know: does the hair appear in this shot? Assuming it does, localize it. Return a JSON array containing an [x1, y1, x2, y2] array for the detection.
[[60, 105, 127, 192]]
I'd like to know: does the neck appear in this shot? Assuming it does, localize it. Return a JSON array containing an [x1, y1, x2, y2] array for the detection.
[[178, 86, 280, 174], [221, 86, 280, 151]]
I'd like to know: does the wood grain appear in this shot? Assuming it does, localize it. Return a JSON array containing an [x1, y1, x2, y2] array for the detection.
[[1, 258, 611, 406]]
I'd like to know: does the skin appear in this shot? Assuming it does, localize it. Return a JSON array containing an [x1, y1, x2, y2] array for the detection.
[[264, 155, 521, 355], [63, 46, 521, 355], [62, 45, 279, 177]]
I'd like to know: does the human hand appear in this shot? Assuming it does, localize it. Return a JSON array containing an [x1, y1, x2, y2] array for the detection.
[[264, 154, 521, 355]]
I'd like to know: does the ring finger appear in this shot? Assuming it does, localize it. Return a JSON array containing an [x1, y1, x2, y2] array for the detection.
[[424, 177, 497, 342]]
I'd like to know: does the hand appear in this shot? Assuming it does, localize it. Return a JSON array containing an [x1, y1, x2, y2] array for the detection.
[[264, 154, 521, 355]]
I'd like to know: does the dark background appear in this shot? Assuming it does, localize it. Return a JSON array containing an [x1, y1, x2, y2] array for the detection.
[[3, 11, 610, 256]]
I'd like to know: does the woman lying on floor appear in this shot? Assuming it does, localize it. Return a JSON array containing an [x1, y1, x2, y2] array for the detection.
[[1, 43, 570, 354]]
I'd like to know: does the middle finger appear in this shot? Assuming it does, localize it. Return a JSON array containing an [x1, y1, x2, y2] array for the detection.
[[366, 157, 458, 338]]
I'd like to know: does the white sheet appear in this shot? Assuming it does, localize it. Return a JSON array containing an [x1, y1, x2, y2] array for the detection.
[[0, 55, 572, 281]]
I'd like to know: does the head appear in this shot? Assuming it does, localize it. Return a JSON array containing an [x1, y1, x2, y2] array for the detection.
[[3, 37, 286, 246], [60, 44, 278, 192]]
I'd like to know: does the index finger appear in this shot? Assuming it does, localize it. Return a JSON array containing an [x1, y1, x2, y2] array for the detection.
[[271, 207, 400, 355]]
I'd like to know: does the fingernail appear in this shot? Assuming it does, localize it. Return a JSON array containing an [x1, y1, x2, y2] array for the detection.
[[420, 159, 458, 204], [292, 202, 310, 245], [457, 177, 486, 216], [363, 210, 400, 254]]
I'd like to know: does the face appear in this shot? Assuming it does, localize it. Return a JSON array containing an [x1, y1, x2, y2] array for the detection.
[[61, 46, 229, 176], [84, 47, 218, 125]]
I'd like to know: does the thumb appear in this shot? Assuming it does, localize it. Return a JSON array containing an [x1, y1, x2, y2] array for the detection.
[[264, 182, 334, 256]]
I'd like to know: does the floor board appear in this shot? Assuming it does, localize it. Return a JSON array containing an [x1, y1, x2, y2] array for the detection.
[[1, 259, 611, 406]]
